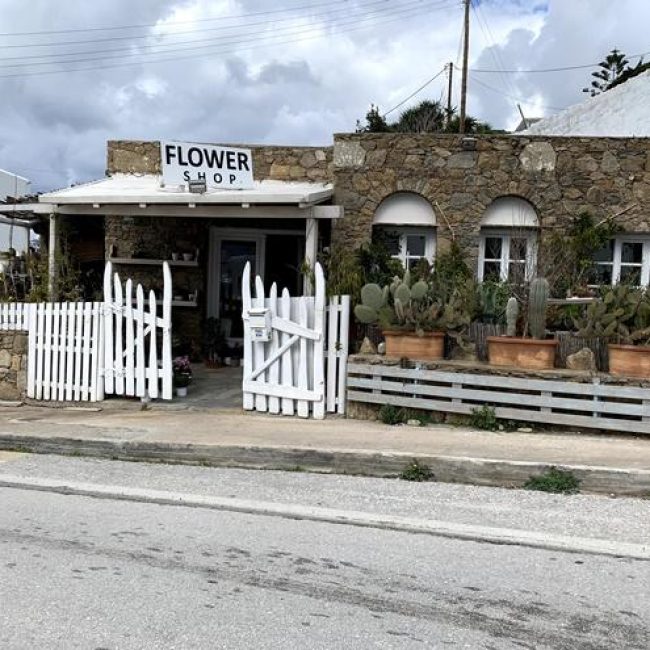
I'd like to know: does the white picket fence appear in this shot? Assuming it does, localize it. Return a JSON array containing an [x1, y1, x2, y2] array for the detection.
[[0, 302, 31, 331], [2, 262, 173, 402], [242, 262, 350, 419]]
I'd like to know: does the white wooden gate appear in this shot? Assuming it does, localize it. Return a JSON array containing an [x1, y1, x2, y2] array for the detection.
[[14, 262, 173, 403], [241, 262, 349, 419], [102, 261, 173, 400]]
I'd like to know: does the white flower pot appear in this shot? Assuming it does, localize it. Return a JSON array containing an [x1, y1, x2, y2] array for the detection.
[[176, 386, 188, 397]]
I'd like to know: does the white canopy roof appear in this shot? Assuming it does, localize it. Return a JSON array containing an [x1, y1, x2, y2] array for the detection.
[[38, 174, 333, 207], [481, 197, 539, 228], [373, 192, 437, 227]]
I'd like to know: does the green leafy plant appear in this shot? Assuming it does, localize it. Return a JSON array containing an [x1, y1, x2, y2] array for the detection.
[[469, 405, 499, 431], [400, 459, 434, 482], [379, 404, 407, 425], [524, 467, 580, 494]]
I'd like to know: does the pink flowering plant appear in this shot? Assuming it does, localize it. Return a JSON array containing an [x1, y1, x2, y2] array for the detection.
[[173, 356, 192, 388]]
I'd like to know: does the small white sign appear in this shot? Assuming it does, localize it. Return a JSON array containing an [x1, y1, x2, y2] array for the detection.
[[161, 141, 254, 190]]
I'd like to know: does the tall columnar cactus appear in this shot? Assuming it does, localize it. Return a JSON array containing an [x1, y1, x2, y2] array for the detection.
[[528, 277, 550, 340], [505, 297, 519, 337]]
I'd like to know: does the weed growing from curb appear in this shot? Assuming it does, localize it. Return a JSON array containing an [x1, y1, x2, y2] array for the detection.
[[524, 467, 581, 494], [469, 405, 499, 431], [400, 460, 434, 482], [379, 404, 407, 425]]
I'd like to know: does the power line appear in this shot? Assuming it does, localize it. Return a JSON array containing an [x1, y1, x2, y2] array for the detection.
[[383, 66, 447, 116], [0, 4, 445, 79], [0, 0, 453, 49], [468, 73, 567, 111], [0, 0, 451, 68]]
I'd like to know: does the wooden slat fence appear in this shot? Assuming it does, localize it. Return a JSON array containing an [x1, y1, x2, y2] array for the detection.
[[326, 295, 351, 414], [347, 362, 650, 434]]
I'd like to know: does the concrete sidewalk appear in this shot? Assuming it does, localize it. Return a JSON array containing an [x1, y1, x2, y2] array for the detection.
[[0, 404, 649, 496]]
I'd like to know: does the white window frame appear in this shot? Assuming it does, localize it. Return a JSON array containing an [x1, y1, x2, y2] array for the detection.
[[377, 226, 436, 270], [478, 229, 538, 283], [593, 235, 650, 287]]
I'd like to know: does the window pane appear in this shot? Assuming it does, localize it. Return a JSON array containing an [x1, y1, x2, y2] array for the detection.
[[509, 237, 527, 262], [406, 234, 426, 257], [620, 266, 642, 286], [588, 263, 613, 285], [484, 237, 502, 260], [483, 261, 502, 281], [508, 262, 526, 284], [381, 231, 400, 256], [621, 242, 643, 264], [593, 240, 614, 263]]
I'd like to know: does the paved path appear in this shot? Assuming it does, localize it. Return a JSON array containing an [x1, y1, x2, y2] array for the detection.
[[0, 403, 649, 494]]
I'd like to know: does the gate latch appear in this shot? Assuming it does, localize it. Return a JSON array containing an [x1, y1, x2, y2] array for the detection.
[[247, 307, 271, 342]]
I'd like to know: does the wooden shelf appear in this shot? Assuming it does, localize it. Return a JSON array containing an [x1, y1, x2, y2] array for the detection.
[[109, 257, 198, 267]]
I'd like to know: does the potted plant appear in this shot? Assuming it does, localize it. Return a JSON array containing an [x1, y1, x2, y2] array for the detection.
[[354, 271, 446, 360], [574, 285, 650, 378], [487, 278, 558, 369], [173, 355, 192, 397]]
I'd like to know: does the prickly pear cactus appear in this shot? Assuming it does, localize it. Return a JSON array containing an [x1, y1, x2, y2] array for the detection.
[[354, 282, 387, 324], [410, 280, 428, 301], [506, 297, 519, 337], [528, 278, 549, 340]]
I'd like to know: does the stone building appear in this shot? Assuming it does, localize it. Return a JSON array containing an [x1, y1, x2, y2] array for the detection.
[[34, 132, 650, 351]]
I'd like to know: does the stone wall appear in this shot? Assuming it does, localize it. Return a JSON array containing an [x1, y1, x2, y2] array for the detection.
[[0, 331, 27, 400], [332, 133, 650, 255], [106, 140, 333, 182]]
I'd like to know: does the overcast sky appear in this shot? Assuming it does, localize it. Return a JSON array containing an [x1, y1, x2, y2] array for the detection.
[[0, 0, 648, 192]]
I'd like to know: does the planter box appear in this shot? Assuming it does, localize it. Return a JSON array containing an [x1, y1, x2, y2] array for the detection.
[[608, 344, 650, 378], [487, 336, 557, 370], [383, 330, 444, 361]]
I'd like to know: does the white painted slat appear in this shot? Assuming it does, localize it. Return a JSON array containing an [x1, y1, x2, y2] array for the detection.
[[312, 264, 326, 420], [26, 304, 37, 398], [57, 303, 68, 400], [242, 380, 319, 401], [103, 262, 114, 394], [147, 290, 159, 399], [135, 285, 146, 398], [267, 283, 280, 414], [43, 303, 53, 401], [296, 298, 309, 418], [279, 288, 294, 416], [161, 262, 173, 400], [113, 273, 124, 395], [241, 262, 254, 411], [337, 296, 351, 415], [326, 298, 338, 413], [0, 303, 6, 330], [50, 303, 61, 399], [65, 302, 75, 401], [124, 279, 135, 396], [73, 303, 84, 401], [34, 303, 45, 400], [80, 302, 92, 401], [90, 303, 101, 402], [9, 303, 15, 330], [253, 275, 267, 413]]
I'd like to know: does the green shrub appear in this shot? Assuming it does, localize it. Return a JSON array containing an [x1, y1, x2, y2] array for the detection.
[[379, 404, 407, 425], [524, 467, 580, 494], [400, 460, 434, 482], [469, 405, 499, 431]]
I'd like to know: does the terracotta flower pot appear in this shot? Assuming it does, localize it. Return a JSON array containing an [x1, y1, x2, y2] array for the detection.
[[608, 344, 650, 378], [382, 330, 444, 361], [487, 336, 557, 370]]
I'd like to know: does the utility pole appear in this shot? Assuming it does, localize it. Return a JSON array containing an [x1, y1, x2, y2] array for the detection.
[[446, 62, 453, 127], [459, 0, 470, 134]]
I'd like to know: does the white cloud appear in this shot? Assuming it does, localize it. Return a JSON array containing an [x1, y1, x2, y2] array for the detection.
[[0, 0, 647, 191]]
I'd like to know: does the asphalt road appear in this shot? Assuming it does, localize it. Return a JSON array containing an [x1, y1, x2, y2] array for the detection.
[[1, 455, 649, 649]]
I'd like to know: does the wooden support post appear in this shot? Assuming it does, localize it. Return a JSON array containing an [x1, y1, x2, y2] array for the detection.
[[48, 211, 58, 301], [304, 217, 318, 296]]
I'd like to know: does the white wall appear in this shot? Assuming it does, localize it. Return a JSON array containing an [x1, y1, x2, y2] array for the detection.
[[0, 169, 30, 201], [0, 169, 32, 254], [0, 224, 29, 253]]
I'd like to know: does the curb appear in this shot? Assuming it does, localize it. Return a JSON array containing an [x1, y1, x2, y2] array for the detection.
[[1, 474, 649, 561], [0, 432, 649, 496]]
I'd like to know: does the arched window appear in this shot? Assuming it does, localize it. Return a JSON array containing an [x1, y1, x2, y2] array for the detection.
[[372, 193, 436, 270], [478, 197, 539, 283]]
